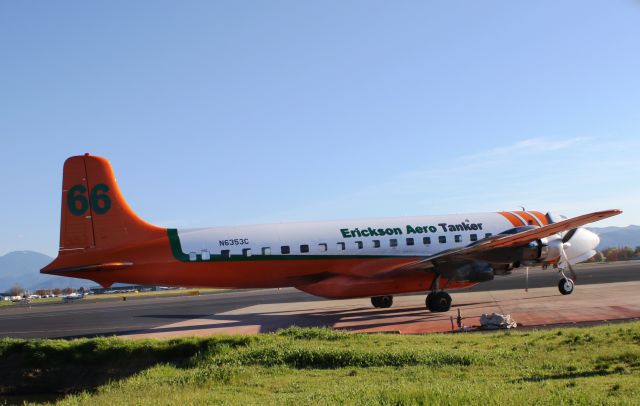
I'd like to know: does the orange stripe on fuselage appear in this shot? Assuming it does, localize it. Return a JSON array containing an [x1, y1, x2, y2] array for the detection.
[[498, 212, 525, 227], [43, 232, 477, 299], [499, 211, 549, 227], [530, 211, 549, 225], [517, 211, 539, 226], [46, 254, 476, 299], [42, 234, 428, 292]]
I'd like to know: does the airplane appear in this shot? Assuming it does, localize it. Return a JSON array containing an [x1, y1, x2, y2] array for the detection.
[[62, 293, 86, 303], [41, 154, 622, 312]]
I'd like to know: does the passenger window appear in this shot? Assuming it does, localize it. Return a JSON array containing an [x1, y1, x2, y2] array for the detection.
[[201, 250, 210, 261], [390, 239, 398, 247], [423, 237, 431, 245], [242, 248, 251, 257], [319, 243, 327, 252], [281, 246, 290, 254], [189, 251, 197, 261], [221, 249, 230, 258], [406, 238, 414, 246], [438, 236, 446, 244], [262, 247, 271, 255], [356, 241, 363, 249], [373, 240, 381, 248], [470, 234, 478, 242], [485, 233, 492, 238], [337, 242, 346, 251], [300, 244, 309, 253], [454, 235, 462, 243]]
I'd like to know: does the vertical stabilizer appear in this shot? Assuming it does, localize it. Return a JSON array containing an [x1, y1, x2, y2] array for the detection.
[[59, 154, 165, 254]]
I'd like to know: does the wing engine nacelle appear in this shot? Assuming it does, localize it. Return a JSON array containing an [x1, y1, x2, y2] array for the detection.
[[472, 241, 547, 265], [537, 237, 563, 263], [473, 228, 598, 267], [524, 228, 599, 265], [437, 261, 494, 282], [472, 235, 562, 266]]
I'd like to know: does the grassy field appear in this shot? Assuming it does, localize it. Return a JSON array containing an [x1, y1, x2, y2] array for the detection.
[[1, 322, 639, 405], [0, 297, 59, 307], [82, 288, 225, 301], [0, 289, 226, 308]]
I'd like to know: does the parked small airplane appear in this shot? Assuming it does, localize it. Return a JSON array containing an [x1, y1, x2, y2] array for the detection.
[[62, 293, 86, 303], [42, 155, 621, 311]]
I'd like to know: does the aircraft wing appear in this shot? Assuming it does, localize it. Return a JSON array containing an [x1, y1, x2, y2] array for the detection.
[[397, 209, 621, 269]]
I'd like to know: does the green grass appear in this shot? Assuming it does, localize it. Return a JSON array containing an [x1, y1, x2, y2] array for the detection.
[[0, 289, 226, 308], [83, 288, 225, 301], [0, 298, 60, 307], [1, 323, 639, 405]]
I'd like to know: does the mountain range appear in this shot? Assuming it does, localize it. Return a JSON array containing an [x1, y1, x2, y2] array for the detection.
[[1, 225, 639, 293], [587, 225, 640, 250], [0, 251, 93, 293]]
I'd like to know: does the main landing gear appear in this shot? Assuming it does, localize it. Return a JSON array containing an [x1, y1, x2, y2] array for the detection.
[[426, 291, 452, 312], [371, 295, 393, 308], [425, 274, 452, 312]]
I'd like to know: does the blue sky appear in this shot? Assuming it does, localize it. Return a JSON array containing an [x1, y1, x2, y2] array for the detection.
[[1, 1, 638, 256]]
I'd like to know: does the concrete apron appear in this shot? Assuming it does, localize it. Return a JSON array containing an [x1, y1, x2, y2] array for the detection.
[[122, 281, 640, 338]]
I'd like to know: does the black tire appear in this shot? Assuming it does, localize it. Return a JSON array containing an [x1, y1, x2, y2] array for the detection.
[[425, 292, 434, 310], [426, 291, 452, 312], [558, 278, 574, 295], [380, 295, 393, 308], [371, 297, 381, 307], [371, 295, 393, 308]]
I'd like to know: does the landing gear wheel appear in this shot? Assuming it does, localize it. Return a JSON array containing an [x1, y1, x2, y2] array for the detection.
[[558, 278, 574, 295], [425, 291, 452, 312], [371, 295, 393, 308]]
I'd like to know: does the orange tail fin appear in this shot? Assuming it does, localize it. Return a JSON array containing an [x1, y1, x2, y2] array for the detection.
[[59, 154, 165, 253]]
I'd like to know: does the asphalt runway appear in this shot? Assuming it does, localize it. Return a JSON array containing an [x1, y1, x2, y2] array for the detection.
[[0, 261, 638, 339]]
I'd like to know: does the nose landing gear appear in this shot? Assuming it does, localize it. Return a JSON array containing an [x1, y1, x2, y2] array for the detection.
[[556, 238, 578, 295], [557, 258, 576, 295], [558, 277, 575, 295]]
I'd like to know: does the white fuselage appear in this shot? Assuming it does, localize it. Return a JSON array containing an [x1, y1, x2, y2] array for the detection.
[[175, 212, 521, 260]]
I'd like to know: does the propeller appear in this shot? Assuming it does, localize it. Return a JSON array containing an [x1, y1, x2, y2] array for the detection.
[[562, 228, 578, 243]]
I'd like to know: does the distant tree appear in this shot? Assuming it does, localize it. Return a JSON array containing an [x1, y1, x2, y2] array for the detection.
[[602, 246, 636, 262], [635, 246, 640, 255], [602, 247, 618, 262], [9, 284, 24, 297], [52, 288, 62, 295], [621, 246, 635, 260], [590, 251, 605, 263], [62, 287, 75, 295], [35, 289, 49, 296], [78, 287, 86, 294]]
